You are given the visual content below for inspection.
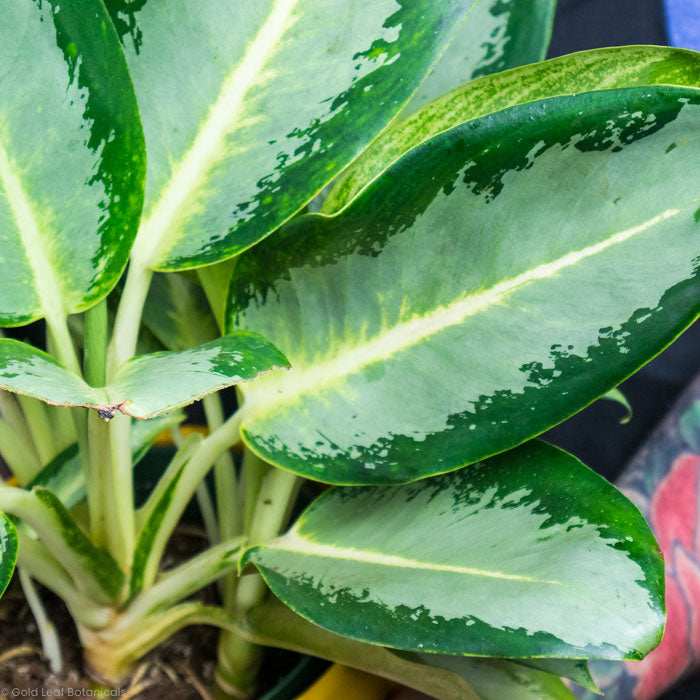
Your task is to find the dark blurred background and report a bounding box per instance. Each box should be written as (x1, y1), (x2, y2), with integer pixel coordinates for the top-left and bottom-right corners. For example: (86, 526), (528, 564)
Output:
(543, 0), (698, 483)
(545, 2), (699, 698)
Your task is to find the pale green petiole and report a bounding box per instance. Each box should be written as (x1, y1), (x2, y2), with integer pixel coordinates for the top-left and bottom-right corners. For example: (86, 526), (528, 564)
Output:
(18, 568), (63, 673)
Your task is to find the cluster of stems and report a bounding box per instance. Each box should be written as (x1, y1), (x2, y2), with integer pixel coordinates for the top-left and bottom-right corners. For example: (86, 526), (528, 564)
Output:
(0, 261), (296, 697)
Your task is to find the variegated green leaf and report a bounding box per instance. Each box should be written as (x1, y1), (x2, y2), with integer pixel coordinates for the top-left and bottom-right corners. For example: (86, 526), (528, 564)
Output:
(27, 412), (185, 511)
(0, 333), (288, 419)
(105, 0), (475, 270)
(228, 85), (700, 484)
(401, 0), (557, 117)
(243, 442), (665, 660)
(0, 512), (17, 599)
(0, 0), (145, 327)
(323, 46), (700, 212)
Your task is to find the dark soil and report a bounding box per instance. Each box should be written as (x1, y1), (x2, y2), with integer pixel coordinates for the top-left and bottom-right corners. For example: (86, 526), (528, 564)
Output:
(0, 527), (220, 699)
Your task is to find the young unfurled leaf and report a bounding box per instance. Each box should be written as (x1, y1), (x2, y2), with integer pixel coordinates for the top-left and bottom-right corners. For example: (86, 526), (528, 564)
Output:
(0, 333), (288, 419)
(105, 0), (476, 270)
(0, 0), (145, 327)
(243, 442), (665, 660)
(602, 387), (634, 424)
(229, 86), (700, 484)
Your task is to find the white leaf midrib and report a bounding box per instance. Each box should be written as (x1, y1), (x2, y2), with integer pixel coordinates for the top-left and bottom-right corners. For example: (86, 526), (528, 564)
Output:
(265, 530), (563, 585)
(244, 208), (679, 415)
(0, 143), (66, 325)
(131, 0), (299, 268)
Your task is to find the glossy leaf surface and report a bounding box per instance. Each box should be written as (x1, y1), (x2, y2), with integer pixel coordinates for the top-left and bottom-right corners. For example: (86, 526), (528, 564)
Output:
(0, 513), (17, 599)
(243, 442), (665, 660)
(229, 86), (700, 484)
(401, 0), (556, 117)
(323, 46), (700, 212)
(0, 334), (288, 419)
(28, 413), (184, 511)
(105, 0), (474, 270)
(0, 0), (145, 326)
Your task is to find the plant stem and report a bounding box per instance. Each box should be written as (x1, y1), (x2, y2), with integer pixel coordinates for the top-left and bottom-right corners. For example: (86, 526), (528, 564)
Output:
(241, 447), (269, 534)
(101, 264), (151, 567)
(216, 466), (299, 698)
(121, 537), (244, 624)
(43, 325), (76, 455)
(47, 405), (76, 454)
(44, 311), (81, 376)
(43, 312), (91, 510)
(82, 602), (236, 686)
(106, 260), (153, 381)
(84, 299), (108, 387)
(0, 417), (41, 484)
(134, 413), (244, 591)
(17, 533), (113, 629)
(133, 435), (203, 592)
(18, 568), (63, 673)
(18, 395), (57, 465)
(107, 414), (135, 569)
(236, 467), (298, 611)
(197, 481), (220, 546)
(0, 391), (39, 463)
(169, 428), (219, 546)
(203, 394), (241, 608)
(87, 410), (109, 547)
(136, 434), (202, 529)
(197, 260), (237, 331)
(83, 300), (111, 546)
(152, 411), (244, 538)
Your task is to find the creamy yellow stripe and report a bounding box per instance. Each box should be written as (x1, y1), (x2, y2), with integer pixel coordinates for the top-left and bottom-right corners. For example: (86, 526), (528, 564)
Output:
(0, 143), (65, 322)
(132, 0), (299, 267)
(244, 209), (679, 414)
(269, 530), (562, 584)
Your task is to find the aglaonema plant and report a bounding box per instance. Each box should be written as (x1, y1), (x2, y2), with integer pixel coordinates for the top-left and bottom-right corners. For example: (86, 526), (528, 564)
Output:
(0, 0), (698, 697)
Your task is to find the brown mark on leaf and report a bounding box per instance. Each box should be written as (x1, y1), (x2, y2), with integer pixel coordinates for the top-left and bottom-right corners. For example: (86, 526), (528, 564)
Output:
(95, 401), (129, 422)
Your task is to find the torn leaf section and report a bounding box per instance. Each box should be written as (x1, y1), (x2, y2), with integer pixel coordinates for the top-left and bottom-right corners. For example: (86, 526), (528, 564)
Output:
(0, 333), (288, 419)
